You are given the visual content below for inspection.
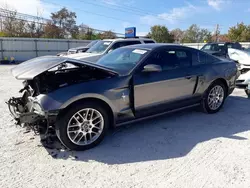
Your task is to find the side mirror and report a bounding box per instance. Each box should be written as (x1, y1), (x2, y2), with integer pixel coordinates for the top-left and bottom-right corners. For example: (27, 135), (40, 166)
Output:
(143, 64), (162, 72)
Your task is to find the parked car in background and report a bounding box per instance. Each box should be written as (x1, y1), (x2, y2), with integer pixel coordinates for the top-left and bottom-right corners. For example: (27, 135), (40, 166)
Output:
(201, 42), (242, 58)
(8, 44), (238, 151)
(57, 40), (100, 56)
(65, 38), (156, 63)
(228, 48), (250, 96)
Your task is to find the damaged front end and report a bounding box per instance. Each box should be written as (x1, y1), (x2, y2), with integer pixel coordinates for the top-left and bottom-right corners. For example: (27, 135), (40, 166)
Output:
(7, 82), (48, 134)
(7, 56), (118, 136)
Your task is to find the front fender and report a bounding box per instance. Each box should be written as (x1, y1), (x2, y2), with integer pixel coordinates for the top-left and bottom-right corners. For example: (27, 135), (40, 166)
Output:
(33, 77), (130, 117)
(35, 93), (117, 113)
(60, 93), (117, 112)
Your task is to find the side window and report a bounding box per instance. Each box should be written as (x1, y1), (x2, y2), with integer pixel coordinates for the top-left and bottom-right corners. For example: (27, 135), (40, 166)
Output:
(111, 42), (125, 50)
(125, 41), (142, 45)
(144, 40), (155, 44)
(175, 50), (192, 67)
(193, 51), (218, 65)
(143, 49), (191, 71)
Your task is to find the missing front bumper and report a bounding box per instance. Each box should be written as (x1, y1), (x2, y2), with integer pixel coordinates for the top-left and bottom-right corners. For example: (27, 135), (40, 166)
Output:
(7, 96), (49, 133)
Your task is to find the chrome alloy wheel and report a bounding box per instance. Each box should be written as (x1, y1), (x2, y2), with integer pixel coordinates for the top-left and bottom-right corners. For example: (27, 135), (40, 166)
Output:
(208, 85), (225, 110)
(67, 108), (104, 146)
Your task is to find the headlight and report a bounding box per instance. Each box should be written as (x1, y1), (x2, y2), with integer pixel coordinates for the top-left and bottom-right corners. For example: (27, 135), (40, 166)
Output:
(32, 102), (45, 116)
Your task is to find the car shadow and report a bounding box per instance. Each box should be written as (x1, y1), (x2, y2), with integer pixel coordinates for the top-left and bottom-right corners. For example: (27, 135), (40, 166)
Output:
(42, 95), (250, 164)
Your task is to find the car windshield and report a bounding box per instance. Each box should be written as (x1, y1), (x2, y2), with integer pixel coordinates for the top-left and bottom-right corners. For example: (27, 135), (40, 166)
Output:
(96, 47), (149, 74)
(201, 44), (226, 52)
(86, 40), (99, 48)
(86, 40), (112, 54)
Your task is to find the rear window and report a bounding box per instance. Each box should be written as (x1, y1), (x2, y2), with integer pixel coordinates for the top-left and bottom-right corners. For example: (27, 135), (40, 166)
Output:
(143, 40), (155, 44)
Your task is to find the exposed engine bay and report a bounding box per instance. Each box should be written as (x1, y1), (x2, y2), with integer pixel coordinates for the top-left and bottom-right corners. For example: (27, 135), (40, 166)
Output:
(28, 63), (114, 96)
(7, 61), (115, 135)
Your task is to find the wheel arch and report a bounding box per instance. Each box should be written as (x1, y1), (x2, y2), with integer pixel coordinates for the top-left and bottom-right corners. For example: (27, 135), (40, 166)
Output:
(58, 94), (116, 128)
(210, 78), (229, 96)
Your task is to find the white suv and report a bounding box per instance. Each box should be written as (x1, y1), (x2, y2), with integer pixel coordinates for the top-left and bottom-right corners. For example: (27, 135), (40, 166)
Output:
(65, 38), (156, 63)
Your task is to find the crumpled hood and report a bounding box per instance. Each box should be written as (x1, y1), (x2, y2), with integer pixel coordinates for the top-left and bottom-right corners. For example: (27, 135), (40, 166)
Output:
(228, 48), (250, 65)
(11, 55), (118, 80)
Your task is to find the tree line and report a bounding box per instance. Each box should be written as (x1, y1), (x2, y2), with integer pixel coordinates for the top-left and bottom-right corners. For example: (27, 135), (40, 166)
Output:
(0, 7), (250, 43)
(0, 8), (117, 40)
(148, 23), (250, 43)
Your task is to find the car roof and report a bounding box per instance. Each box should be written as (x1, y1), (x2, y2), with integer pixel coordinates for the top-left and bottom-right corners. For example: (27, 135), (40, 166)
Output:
(206, 42), (234, 45)
(122, 43), (185, 50)
(102, 38), (155, 42)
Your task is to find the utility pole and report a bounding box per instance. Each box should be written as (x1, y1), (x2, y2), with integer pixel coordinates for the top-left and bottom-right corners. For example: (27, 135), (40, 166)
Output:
(215, 24), (220, 42)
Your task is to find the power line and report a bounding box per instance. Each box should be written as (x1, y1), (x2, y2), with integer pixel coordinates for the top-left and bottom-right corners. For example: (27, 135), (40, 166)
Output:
(0, 8), (50, 22)
(40, 0), (132, 23)
(91, 0), (158, 15)
(0, 15), (47, 25)
(0, 8), (125, 36)
(76, 0), (146, 17)
(46, 0), (222, 27)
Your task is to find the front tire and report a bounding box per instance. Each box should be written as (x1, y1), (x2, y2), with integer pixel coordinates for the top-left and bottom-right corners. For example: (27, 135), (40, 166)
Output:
(201, 81), (226, 114)
(55, 102), (109, 151)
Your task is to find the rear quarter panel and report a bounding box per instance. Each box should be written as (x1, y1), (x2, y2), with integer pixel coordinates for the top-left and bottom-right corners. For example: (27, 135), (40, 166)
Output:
(197, 61), (237, 95)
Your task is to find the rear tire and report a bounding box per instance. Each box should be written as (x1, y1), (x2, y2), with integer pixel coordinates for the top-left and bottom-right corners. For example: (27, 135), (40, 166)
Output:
(201, 81), (226, 114)
(55, 102), (110, 151)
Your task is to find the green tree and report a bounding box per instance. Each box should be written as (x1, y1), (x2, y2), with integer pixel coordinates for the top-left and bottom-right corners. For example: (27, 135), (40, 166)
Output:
(200, 28), (212, 42)
(15, 20), (26, 37)
(51, 7), (78, 38)
(99, 30), (116, 39)
(170, 28), (184, 43)
(182, 24), (212, 43)
(228, 22), (250, 42)
(2, 9), (18, 37)
(2, 10), (28, 37)
(43, 22), (63, 38)
(26, 20), (44, 38)
(147, 25), (174, 43)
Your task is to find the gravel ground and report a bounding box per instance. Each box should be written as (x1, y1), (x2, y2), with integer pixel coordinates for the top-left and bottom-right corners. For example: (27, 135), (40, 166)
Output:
(1, 65), (250, 188)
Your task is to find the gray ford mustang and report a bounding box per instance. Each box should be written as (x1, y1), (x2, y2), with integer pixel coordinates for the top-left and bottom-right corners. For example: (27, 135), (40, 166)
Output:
(7, 44), (239, 150)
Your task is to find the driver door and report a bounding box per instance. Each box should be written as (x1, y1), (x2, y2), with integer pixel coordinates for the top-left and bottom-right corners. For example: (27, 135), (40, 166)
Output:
(133, 47), (197, 117)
